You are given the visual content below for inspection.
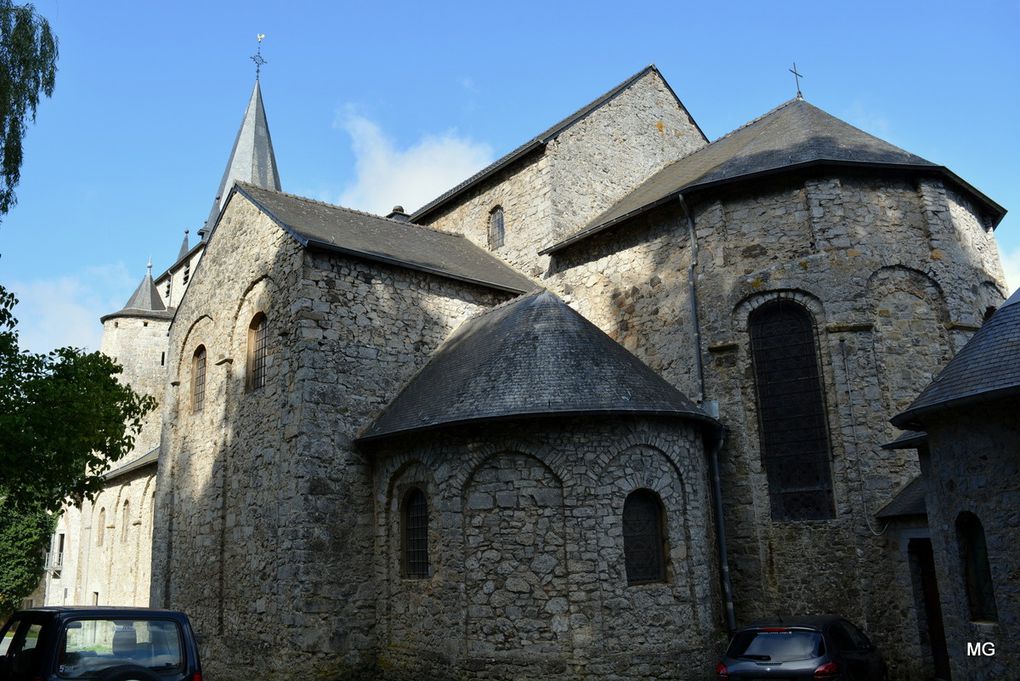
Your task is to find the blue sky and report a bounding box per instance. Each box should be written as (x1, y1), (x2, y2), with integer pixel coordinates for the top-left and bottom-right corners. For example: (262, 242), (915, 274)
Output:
(1, 0), (1017, 353)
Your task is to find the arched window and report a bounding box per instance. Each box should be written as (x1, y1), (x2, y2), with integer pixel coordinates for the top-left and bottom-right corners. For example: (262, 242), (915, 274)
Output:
(401, 488), (429, 578)
(957, 512), (998, 622)
(749, 299), (834, 521)
(623, 489), (667, 585)
(96, 508), (106, 547)
(488, 206), (505, 249)
(121, 500), (130, 543)
(192, 345), (206, 412)
(247, 313), (267, 391)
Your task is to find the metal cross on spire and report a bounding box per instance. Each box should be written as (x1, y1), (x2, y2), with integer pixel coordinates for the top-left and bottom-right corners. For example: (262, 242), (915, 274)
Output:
(251, 34), (267, 80)
(789, 62), (804, 100)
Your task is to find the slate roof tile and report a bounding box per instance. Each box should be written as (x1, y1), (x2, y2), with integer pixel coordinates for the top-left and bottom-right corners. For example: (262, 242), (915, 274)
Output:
(876, 476), (927, 519)
(359, 289), (717, 442)
(235, 183), (537, 294)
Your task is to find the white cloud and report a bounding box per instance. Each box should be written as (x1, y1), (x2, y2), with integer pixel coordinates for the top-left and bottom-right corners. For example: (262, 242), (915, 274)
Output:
(1000, 245), (1020, 294)
(336, 109), (493, 216)
(7, 263), (133, 354)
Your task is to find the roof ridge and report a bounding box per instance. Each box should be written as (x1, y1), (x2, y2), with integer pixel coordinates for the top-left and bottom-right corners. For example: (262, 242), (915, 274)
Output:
(236, 182), (468, 237)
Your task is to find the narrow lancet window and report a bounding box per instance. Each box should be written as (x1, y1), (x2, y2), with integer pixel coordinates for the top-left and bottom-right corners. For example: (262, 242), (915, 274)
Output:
(749, 299), (835, 521)
(488, 206), (505, 249)
(247, 313), (267, 391)
(623, 489), (667, 585)
(192, 345), (206, 412)
(401, 488), (429, 578)
(957, 512), (998, 622)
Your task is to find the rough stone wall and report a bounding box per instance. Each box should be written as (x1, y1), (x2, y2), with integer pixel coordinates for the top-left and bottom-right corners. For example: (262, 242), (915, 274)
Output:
(151, 191), (509, 681)
(100, 315), (171, 459)
(369, 417), (720, 681)
(543, 171), (1005, 679)
(421, 70), (705, 280)
(922, 404), (1019, 680)
(545, 69), (705, 243)
(42, 465), (157, 607)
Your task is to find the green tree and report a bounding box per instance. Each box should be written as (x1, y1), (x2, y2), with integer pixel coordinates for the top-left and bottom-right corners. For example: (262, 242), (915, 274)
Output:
(0, 0), (57, 216)
(0, 501), (54, 614)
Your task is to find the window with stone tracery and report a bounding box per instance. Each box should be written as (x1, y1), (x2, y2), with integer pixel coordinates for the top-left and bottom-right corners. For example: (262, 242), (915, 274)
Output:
(623, 489), (667, 585)
(401, 487), (429, 578)
(749, 299), (834, 521)
(247, 313), (267, 392)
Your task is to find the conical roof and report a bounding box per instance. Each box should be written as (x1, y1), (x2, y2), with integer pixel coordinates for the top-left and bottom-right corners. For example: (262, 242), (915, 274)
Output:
(358, 290), (716, 442)
(200, 80), (281, 238)
(893, 289), (1020, 428)
(100, 264), (171, 322)
(177, 230), (191, 261)
(545, 98), (1004, 254)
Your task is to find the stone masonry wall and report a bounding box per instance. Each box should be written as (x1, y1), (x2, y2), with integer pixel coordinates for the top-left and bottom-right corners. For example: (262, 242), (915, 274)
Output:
(100, 315), (171, 460)
(151, 191), (511, 681)
(422, 69), (705, 280)
(922, 403), (1019, 681)
(545, 69), (706, 244)
(543, 171), (1006, 680)
(44, 464), (157, 607)
(369, 417), (720, 681)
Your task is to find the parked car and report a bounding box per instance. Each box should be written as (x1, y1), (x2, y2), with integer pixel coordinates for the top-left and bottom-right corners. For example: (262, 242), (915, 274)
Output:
(0, 607), (201, 681)
(716, 615), (887, 680)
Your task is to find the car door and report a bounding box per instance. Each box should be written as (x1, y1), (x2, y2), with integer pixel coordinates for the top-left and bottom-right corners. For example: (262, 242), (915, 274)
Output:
(0, 618), (45, 681)
(828, 621), (870, 681)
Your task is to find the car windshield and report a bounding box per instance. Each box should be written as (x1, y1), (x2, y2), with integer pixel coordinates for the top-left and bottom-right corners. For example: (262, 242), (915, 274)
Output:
(57, 618), (183, 679)
(727, 629), (824, 662)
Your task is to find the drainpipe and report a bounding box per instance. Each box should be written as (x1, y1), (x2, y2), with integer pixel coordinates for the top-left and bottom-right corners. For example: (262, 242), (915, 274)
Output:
(678, 193), (737, 633)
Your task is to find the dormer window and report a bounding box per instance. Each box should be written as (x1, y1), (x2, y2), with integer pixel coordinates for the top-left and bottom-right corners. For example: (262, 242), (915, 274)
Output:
(488, 206), (504, 249)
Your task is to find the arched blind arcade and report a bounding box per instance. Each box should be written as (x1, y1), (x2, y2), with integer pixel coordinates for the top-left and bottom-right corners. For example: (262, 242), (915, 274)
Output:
(749, 300), (834, 521)
(957, 512), (998, 622)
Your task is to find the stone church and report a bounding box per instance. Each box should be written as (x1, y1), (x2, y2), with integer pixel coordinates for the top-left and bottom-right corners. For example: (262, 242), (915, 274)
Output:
(34, 65), (1010, 680)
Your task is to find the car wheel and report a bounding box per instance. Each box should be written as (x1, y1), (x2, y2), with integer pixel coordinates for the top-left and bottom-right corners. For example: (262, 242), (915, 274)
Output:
(95, 665), (162, 681)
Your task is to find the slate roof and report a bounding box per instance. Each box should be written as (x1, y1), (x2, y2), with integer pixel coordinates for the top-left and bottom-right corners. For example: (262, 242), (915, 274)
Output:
(893, 288), (1020, 428)
(104, 448), (158, 481)
(410, 65), (706, 223)
(876, 476), (927, 520)
(542, 98), (1005, 254)
(358, 290), (717, 442)
(234, 183), (536, 294)
(201, 80), (282, 238)
(880, 430), (928, 450)
(100, 266), (172, 322)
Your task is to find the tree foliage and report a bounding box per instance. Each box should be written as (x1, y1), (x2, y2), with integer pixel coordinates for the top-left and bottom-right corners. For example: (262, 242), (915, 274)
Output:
(0, 0), (57, 216)
(0, 287), (157, 514)
(0, 500), (54, 613)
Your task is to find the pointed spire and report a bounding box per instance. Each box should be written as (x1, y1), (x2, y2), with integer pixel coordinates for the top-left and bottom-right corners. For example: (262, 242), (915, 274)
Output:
(121, 261), (166, 313)
(178, 230), (190, 261)
(199, 79), (282, 240)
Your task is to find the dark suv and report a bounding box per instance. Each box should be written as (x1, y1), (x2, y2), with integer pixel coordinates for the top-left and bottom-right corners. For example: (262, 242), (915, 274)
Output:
(716, 616), (887, 680)
(0, 607), (201, 681)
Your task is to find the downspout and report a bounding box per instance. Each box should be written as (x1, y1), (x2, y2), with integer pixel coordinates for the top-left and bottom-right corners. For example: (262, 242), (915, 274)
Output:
(679, 193), (737, 633)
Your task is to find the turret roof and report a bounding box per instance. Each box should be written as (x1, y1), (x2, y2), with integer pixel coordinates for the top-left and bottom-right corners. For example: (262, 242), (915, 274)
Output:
(358, 290), (717, 442)
(100, 264), (172, 322)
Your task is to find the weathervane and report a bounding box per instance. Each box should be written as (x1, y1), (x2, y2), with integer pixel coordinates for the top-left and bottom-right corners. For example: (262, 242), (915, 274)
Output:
(789, 62), (804, 100)
(251, 34), (267, 80)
